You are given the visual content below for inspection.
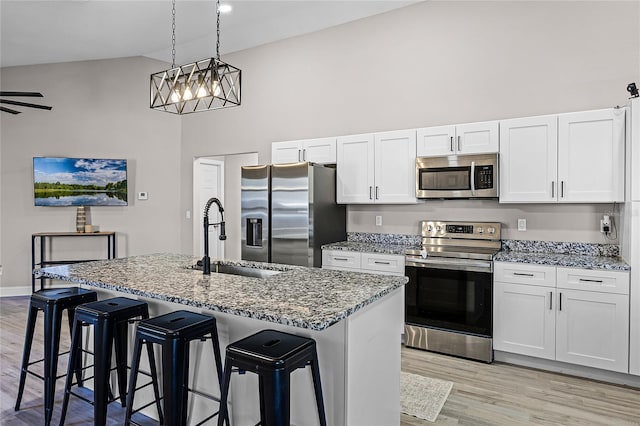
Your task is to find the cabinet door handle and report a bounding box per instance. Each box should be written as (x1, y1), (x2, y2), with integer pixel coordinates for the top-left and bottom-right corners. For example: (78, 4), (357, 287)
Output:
(450, 136), (454, 152)
(374, 261), (391, 265)
(334, 257), (349, 261)
(375, 186), (379, 199)
(561, 181), (564, 198)
(579, 278), (604, 283)
(298, 149), (302, 162)
(549, 292), (553, 310)
(303, 148), (306, 161)
(551, 181), (555, 198)
(369, 186), (373, 200)
(457, 135), (461, 151)
(513, 272), (534, 277)
(558, 292), (562, 311)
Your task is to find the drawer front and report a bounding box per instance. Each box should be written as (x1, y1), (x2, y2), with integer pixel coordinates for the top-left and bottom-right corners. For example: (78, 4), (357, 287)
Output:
(322, 250), (361, 269)
(360, 253), (405, 276)
(557, 267), (630, 295)
(494, 262), (556, 287)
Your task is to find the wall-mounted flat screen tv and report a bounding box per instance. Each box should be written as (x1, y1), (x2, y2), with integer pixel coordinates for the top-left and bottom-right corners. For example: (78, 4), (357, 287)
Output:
(33, 157), (128, 206)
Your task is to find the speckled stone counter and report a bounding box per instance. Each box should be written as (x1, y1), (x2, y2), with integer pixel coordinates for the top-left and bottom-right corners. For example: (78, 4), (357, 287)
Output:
(35, 253), (407, 331)
(322, 241), (413, 255)
(494, 251), (630, 271)
(495, 240), (629, 271)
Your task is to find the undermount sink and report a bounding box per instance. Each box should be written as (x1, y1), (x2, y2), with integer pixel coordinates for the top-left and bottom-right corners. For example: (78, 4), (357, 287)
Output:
(193, 260), (281, 278)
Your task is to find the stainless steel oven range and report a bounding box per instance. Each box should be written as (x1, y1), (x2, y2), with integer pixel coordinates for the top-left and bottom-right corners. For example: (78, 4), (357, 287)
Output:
(404, 220), (501, 363)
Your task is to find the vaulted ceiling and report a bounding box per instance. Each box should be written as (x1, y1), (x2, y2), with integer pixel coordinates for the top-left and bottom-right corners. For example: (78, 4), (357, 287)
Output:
(1, 1), (417, 68)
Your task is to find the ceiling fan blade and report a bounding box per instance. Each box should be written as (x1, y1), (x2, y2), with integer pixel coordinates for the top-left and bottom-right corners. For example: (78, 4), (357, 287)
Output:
(0, 99), (52, 110)
(0, 106), (21, 114)
(0, 91), (43, 98)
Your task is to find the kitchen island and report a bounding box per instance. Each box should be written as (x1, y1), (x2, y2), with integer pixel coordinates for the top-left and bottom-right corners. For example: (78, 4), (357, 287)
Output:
(36, 253), (407, 426)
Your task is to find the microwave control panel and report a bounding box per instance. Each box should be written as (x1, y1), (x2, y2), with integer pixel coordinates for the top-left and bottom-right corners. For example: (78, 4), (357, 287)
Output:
(474, 165), (494, 189)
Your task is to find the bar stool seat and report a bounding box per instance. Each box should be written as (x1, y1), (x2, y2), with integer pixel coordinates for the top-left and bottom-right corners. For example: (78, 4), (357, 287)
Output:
(217, 329), (327, 426)
(59, 297), (163, 426)
(15, 287), (98, 426)
(124, 310), (228, 426)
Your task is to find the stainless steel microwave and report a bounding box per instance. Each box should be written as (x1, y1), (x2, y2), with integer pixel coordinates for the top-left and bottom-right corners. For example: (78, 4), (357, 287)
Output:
(416, 153), (499, 199)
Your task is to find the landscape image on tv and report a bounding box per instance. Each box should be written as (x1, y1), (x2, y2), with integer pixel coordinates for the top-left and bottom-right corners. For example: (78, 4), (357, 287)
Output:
(34, 157), (128, 206)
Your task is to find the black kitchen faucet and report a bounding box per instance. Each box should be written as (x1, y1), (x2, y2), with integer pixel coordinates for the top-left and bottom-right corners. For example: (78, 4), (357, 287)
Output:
(202, 197), (226, 275)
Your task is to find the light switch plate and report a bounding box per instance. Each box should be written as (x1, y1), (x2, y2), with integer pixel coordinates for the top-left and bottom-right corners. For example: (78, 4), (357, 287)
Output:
(138, 191), (148, 200)
(375, 215), (382, 226)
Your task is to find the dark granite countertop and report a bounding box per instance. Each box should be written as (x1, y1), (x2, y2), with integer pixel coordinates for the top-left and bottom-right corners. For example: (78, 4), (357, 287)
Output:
(35, 253), (408, 331)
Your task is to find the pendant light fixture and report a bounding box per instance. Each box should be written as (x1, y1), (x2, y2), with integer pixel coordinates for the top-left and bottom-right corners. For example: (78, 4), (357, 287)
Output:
(150, 0), (241, 114)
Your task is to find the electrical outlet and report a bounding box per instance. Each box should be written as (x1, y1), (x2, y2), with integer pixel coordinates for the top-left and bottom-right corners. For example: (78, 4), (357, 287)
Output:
(517, 218), (527, 231)
(137, 191), (148, 200)
(600, 215), (611, 234)
(375, 215), (382, 226)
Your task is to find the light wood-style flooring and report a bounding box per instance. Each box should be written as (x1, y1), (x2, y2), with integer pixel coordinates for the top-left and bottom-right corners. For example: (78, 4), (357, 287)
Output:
(1, 296), (639, 425)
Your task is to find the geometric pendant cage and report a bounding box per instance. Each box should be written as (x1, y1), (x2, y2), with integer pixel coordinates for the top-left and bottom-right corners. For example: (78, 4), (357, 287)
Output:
(150, 0), (241, 115)
(150, 57), (241, 114)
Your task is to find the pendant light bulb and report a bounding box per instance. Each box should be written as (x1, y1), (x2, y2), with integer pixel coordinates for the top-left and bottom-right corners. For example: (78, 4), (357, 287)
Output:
(196, 74), (209, 98)
(182, 83), (194, 101)
(170, 82), (182, 103)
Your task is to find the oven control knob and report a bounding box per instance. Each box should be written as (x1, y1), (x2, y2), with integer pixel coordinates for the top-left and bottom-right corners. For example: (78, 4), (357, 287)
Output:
(427, 225), (433, 232)
(477, 227), (484, 234)
(488, 227), (495, 234)
(436, 225), (442, 231)
(420, 250), (428, 259)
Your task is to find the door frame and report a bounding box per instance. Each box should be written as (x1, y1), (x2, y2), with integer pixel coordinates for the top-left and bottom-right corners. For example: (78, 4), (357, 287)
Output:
(193, 157), (225, 258)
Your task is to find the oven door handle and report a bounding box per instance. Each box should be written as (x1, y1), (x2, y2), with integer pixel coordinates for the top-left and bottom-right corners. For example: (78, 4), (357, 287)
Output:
(405, 257), (493, 273)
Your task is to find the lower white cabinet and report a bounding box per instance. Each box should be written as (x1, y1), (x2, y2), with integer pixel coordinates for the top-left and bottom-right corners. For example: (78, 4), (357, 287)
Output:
(322, 249), (405, 276)
(494, 262), (630, 373)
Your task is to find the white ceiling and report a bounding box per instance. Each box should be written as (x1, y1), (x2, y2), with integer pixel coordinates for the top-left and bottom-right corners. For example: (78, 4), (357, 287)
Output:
(0, 0), (418, 68)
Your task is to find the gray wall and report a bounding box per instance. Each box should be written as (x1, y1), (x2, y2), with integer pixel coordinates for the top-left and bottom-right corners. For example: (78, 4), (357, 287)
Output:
(1, 1), (639, 291)
(0, 57), (182, 292)
(179, 0), (639, 252)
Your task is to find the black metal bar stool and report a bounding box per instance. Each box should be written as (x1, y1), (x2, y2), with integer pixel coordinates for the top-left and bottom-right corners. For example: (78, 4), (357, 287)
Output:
(217, 329), (327, 426)
(124, 310), (229, 426)
(58, 296), (164, 426)
(15, 287), (98, 426)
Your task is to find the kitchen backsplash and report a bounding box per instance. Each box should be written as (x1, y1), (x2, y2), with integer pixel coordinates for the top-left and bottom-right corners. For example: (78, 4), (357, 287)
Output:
(346, 232), (620, 257)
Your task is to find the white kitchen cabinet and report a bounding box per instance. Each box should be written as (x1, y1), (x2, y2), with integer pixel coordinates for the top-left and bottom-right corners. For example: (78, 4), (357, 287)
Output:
(336, 130), (416, 204)
(499, 108), (625, 203)
(493, 281), (556, 360)
(322, 249), (405, 276)
(493, 263), (557, 359)
(416, 120), (499, 157)
(271, 137), (336, 164)
(493, 262), (630, 373)
(499, 115), (558, 202)
(557, 109), (625, 202)
(555, 267), (630, 373)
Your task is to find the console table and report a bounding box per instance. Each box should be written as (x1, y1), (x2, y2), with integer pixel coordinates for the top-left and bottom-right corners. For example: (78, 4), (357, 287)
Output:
(31, 232), (116, 292)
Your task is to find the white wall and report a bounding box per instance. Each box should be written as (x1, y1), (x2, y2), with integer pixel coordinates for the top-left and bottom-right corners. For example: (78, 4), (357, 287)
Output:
(0, 57), (182, 292)
(179, 0), (639, 251)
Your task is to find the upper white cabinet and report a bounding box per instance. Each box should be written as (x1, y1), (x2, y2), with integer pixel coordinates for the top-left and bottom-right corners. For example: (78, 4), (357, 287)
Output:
(336, 129), (416, 204)
(271, 137), (336, 164)
(557, 109), (625, 202)
(416, 121), (499, 157)
(500, 108), (625, 203)
(499, 115), (558, 202)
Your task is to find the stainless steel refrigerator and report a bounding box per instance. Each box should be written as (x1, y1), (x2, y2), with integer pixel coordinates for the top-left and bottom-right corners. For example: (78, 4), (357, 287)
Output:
(241, 162), (346, 267)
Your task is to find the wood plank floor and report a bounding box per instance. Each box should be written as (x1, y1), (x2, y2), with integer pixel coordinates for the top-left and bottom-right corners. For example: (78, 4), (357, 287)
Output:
(2, 296), (639, 425)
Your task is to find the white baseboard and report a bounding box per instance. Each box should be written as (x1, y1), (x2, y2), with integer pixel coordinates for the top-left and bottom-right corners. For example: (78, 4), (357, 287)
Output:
(0, 286), (32, 297)
(494, 350), (640, 387)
